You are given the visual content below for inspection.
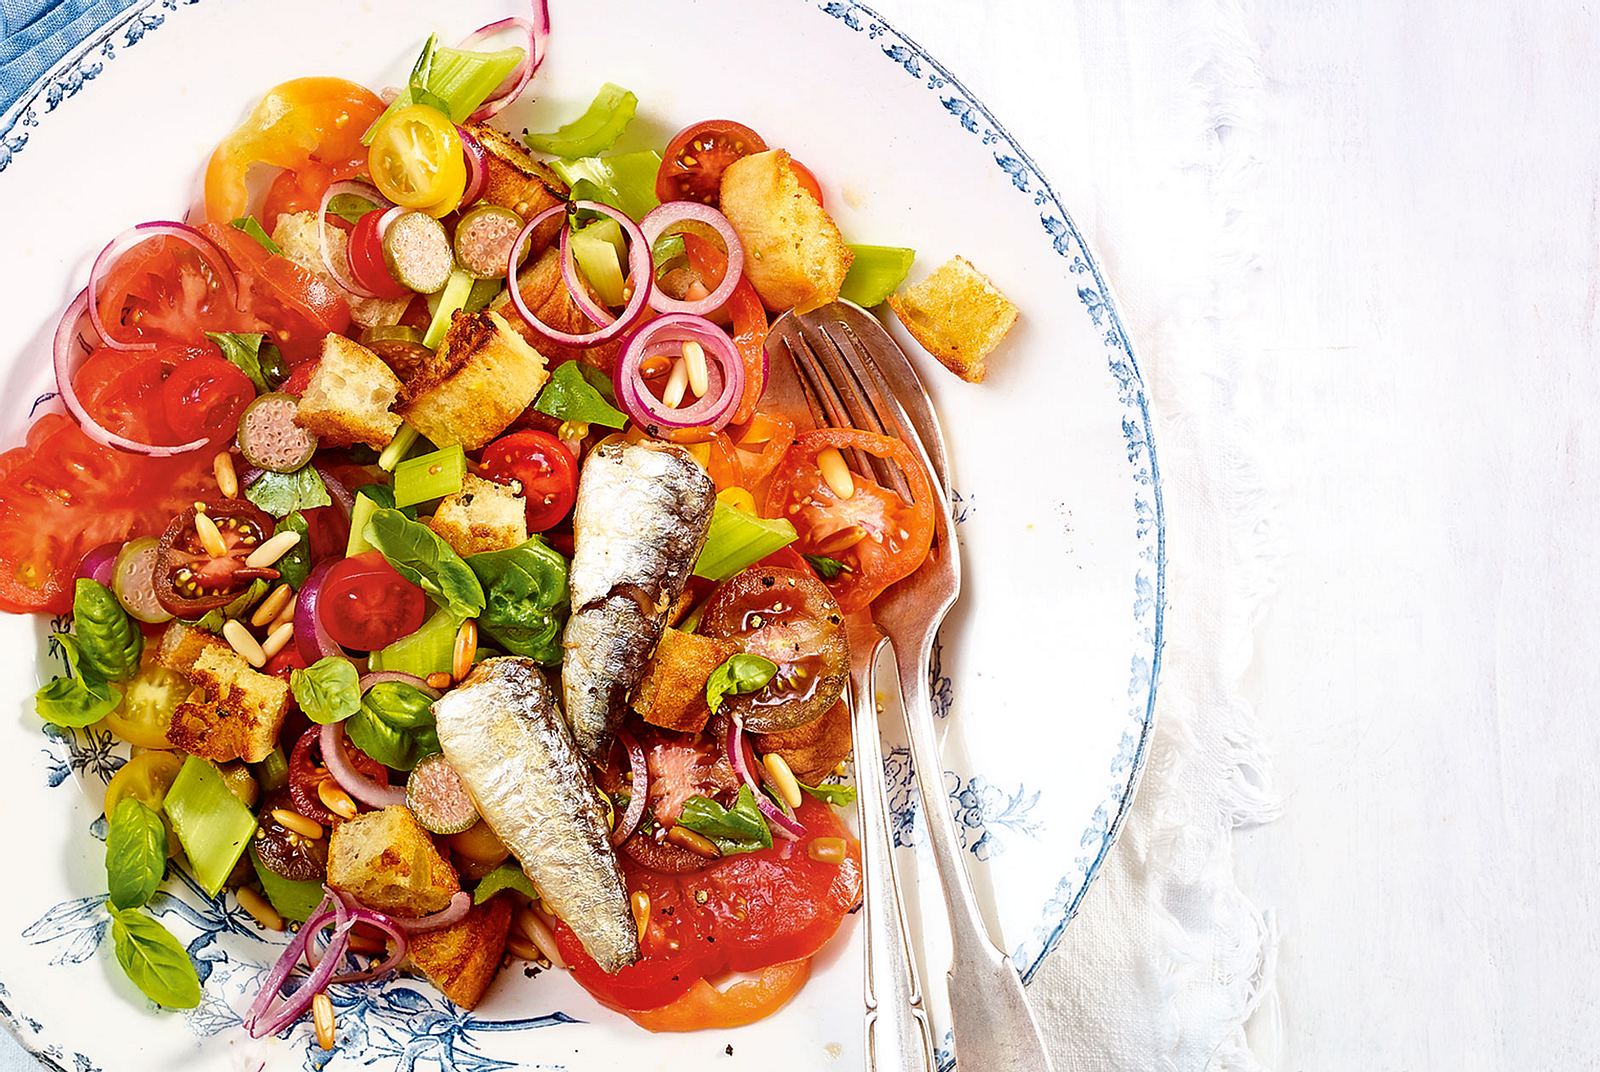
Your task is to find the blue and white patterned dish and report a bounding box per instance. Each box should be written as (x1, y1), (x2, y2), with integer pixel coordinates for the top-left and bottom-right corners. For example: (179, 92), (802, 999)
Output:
(0, 1), (1162, 1068)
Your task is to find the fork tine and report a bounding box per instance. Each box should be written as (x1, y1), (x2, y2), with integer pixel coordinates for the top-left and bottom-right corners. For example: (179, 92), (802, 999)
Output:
(773, 323), (881, 479)
(773, 330), (835, 432)
(795, 319), (913, 499)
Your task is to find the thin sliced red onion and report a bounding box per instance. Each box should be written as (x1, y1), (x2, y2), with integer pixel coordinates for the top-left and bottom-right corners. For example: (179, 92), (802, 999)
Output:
(321, 721), (408, 809)
(244, 889), (353, 1039)
(75, 542), (122, 587)
(53, 289), (209, 457)
(458, 0), (550, 121)
(319, 181), (393, 300)
(507, 202), (652, 348)
(615, 314), (745, 433)
(727, 717), (804, 841)
(304, 898), (409, 983)
(638, 203), (745, 316)
(357, 671), (442, 698)
(86, 222), (239, 351)
(294, 560), (344, 664)
(392, 891), (472, 934)
(611, 729), (649, 846)
(377, 205), (406, 238)
(313, 464), (355, 519)
(458, 126), (489, 206)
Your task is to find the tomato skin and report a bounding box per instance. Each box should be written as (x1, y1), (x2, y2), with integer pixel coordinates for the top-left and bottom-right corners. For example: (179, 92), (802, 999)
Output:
(259, 156), (367, 233)
(74, 345), (210, 448)
(788, 159), (824, 206)
(317, 551), (427, 651)
(203, 224), (351, 363)
(347, 210), (410, 298)
(96, 235), (252, 348)
(618, 959), (812, 1031)
(682, 234), (768, 425)
(160, 355), (255, 446)
(153, 500), (280, 617)
(656, 120), (769, 205)
(480, 430), (578, 532)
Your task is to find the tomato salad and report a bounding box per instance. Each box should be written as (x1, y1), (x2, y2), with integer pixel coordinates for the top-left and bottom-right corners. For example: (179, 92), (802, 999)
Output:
(15, 3), (942, 1045)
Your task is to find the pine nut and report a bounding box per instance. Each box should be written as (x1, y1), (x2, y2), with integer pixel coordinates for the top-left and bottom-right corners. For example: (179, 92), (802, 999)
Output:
(193, 509), (229, 557)
(808, 836), (847, 864)
(813, 524), (868, 555)
(661, 357), (689, 408)
(557, 419), (590, 442)
(244, 530), (301, 569)
(260, 621), (294, 660)
(222, 620), (267, 668)
(426, 671), (454, 690)
(763, 753), (804, 809)
(313, 992), (336, 1051)
(235, 887), (284, 931)
(665, 825), (721, 859)
(720, 487), (757, 514)
(817, 448), (855, 500)
(682, 340), (709, 397)
(213, 452), (239, 499)
(250, 583), (293, 627)
(640, 354), (672, 380)
(453, 619), (478, 681)
(270, 808), (324, 840)
(317, 779), (358, 820)
(515, 906), (566, 969)
(630, 890), (651, 943)
(346, 927), (387, 956)
(272, 596), (297, 628)
(506, 936), (544, 963)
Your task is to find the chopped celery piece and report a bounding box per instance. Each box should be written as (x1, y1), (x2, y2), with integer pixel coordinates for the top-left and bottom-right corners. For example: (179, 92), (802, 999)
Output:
(527, 83), (638, 158)
(162, 756), (257, 898)
(465, 276), (503, 313)
(254, 746), (288, 793)
(363, 36), (526, 144)
(693, 493), (799, 581)
(346, 491), (384, 557)
(250, 846), (324, 923)
(570, 224), (627, 307)
(369, 609), (462, 677)
(379, 424), (421, 472)
(394, 444), (467, 508)
(423, 268), (475, 350)
(840, 245), (916, 308)
(550, 151), (662, 223)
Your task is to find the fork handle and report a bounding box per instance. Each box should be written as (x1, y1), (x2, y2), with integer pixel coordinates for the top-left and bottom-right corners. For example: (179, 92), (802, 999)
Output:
(893, 631), (1058, 1072)
(852, 641), (936, 1071)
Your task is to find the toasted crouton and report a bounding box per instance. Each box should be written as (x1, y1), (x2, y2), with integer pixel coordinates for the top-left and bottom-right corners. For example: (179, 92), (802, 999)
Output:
(165, 645), (291, 763)
(490, 246), (624, 371)
(886, 256), (1019, 383)
(719, 149), (853, 312)
(427, 474), (529, 557)
(271, 212), (410, 329)
(156, 621), (230, 676)
(407, 897), (512, 1009)
(295, 335), (405, 450)
(398, 310), (548, 450)
(630, 629), (739, 734)
(756, 698), (852, 785)
(327, 806), (461, 918)
(463, 122), (567, 246)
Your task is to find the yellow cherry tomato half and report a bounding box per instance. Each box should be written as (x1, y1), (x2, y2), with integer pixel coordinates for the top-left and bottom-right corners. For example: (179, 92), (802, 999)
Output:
(104, 751), (185, 857)
(99, 664), (188, 750)
(367, 105), (467, 215)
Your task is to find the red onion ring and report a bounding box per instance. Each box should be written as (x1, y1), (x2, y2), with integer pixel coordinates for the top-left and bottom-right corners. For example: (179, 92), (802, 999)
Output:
(294, 560), (345, 665)
(75, 542), (122, 587)
(86, 222), (239, 351)
(726, 717), (804, 841)
(507, 201), (653, 348)
(53, 289), (210, 457)
(313, 464), (355, 519)
(458, 126), (489, 207)
(610, 729), (649, 846)
(321, 721), (408, 809)
(638, 203), (745, 317)
(392, 890), (472, 934)
(318, 180), (393, 300)
(357, 671), (441, 697)
(615, 313), (745, 433)
(457, 0), (550, 121)
(377, 205), (406, 238)
(244, 888), (354, 1039)
(559, 220), (619, 330)
(303, 899), (410, 983)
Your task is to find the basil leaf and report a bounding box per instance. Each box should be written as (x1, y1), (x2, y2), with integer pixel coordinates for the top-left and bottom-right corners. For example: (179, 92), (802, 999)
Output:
(245, 465), (331, 518)
(467, 538), (569, 665)
(364, 508), (485, 619)
(274, 512), (311, 589)
(676, 786), (773, 855)
(354, 483), (419, 521)
(800, 780), (858, 807)
(705, 653), (779, 715)
(802, 554), (853, 581)
(578, 363), (619, 405)
(347, 681), (441, 771)
(473, 861), (537, 904)
(73, 578), (141, 681)
(205, 331), (269, 393)
(35, 635), (121, 728)
(106, 798), (167, 910)
(532, 361), (628, 430)
(228, 215), (282, 255)
(327, 193), (377, 226)
(109, 907), (201, 1009)
(189, 579), (268, 635)
(290, 657), (361, 725)
(651, 232), (686, 281)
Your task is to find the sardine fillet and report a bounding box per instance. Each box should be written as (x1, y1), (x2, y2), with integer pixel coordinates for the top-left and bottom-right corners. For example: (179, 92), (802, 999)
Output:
(433, 656), (638, 973)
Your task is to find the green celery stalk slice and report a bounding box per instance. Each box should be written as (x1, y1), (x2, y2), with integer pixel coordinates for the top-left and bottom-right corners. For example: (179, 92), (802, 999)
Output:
(163, 757), (258, 898)
(549, 151), (662, 224)
(369, 609), (463, 676)
(393, 444), (467, 508)
(346, 492), (383, 557)
(840, 245), (916, 308)
(526, 83), (638, 159)
(363, 39), (526, 144)
(570, 224), (627, 307)
(693, 498), (799, 581)
(423, 269), (475, 350)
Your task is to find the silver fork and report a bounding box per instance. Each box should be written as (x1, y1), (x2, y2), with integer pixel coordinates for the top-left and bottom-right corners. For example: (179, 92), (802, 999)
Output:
(771, 302), (1058, 1072)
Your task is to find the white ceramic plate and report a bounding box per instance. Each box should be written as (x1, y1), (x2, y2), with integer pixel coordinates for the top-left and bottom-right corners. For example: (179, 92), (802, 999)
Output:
(0, 2), (1163, 1069)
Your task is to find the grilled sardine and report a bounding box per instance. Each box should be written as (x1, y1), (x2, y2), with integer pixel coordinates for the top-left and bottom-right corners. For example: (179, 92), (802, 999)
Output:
(562, 440), (715, 760)
(432, 656), (638, 973)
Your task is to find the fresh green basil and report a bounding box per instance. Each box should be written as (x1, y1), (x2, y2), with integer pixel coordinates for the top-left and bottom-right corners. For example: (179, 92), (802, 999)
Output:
(290, 657), (361, 725)
(800, 780), (858, 807)
(73, 578), (141, 681)
(364, 508), (485, 619)
(109, 906), (201, 1009)
(532, 361), (628, 430)
(245, 464), (331, 517)
(651, 231), (687, 281)
(473, 861), (537, 904)
(347, 681), (441, 771)
(35, 634), (121, 728)
(676, 786), (772, 856)
(327, 192), (378, 226)
(190, 578), (268, 635)
(106, 798), (167, 910)
(467, 538), (569, 665)
(525, 82), (638, 159)
(802, 554), (854, 581)
(228, 215), (282, 255)
(205, 331), (270, 393)
(274, 512), (312, 590)
(705, 653), (779, 715)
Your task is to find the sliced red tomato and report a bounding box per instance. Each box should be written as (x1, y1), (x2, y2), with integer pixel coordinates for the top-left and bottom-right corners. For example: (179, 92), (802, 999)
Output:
(160, 355), (255, 447)
(656, 120), (769, 205)
(95, 235), (252, 348)
(729, 411), (798, 492)
(259, 156), (367, 233)
(202, 223), (351, 364)
(682, 233), (768, 424)
(264, 644), (308, 680)
(618, 959), (812, 1032)
(153, 500), (280, 617)
(556, 795), (861, 1013)
(288, 723), (387, 824)
(765, 429), (935, 612)
(347, 209), (410, 299)
(73, 345), (210, 447)
(318, 551), (427, 651)
(480, 430), (578, 532)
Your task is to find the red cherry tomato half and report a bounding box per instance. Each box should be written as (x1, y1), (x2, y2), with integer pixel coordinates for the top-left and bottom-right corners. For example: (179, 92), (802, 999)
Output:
(480, 430), (578, 532)
(160, 355), (255, 446)
(787, 159), (824, 207)
(347, 210), (410, 299)
(656, 119), (769, 205)
(317, 550), (427, 651)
